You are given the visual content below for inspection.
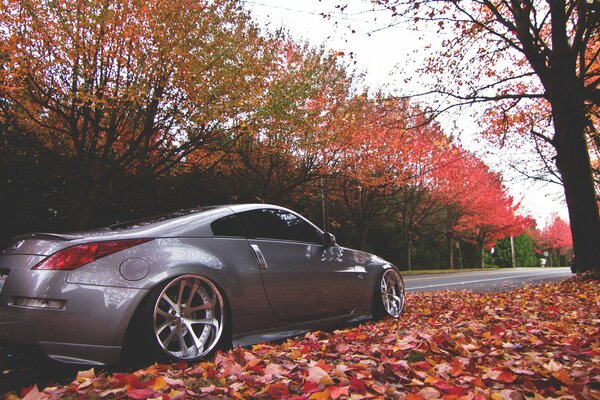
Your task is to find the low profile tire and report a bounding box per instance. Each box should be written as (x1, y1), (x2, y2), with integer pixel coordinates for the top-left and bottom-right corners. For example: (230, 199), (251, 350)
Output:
(149, 274), (225, 362)
(373, 268), (405, 319)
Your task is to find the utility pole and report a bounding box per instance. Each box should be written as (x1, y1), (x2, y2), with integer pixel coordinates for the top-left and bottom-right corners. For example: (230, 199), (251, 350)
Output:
(510, 236), (517, 268)
(321, 176), (328, 232)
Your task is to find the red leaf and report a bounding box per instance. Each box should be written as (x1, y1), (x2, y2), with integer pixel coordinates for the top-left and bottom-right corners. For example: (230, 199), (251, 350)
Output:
(303, 381), (322, 394)
(315, 360), (332, 372)
(267, 383), (289, 398)
(434, 380), (468, 396)
(349, 377), (367, 395)
(20, 385), (36, 398)
(497, 371), (518, 383)
(413, 361), (430, 370)
(114, 373), (146, 389)
(127, 388), (159, 399)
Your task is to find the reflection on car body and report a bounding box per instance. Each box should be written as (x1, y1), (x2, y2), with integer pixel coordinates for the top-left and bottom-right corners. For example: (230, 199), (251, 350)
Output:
(0, 204), (405, 365)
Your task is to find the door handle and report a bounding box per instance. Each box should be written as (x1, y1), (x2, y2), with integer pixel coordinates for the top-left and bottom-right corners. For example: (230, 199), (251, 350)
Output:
(250, 244), (269, 269)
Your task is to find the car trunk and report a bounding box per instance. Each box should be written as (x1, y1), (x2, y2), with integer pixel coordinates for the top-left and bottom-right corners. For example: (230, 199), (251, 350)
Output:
(2, 233), (82, 257)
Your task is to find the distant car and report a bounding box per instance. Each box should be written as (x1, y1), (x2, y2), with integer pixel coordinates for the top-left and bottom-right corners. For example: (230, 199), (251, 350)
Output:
(0, 204), (405, 365)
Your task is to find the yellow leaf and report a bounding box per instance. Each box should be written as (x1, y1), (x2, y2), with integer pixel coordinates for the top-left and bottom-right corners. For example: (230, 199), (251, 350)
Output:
(76, 368), (95, 382)
(320, 376), (335, 386)
(290, 350), (302, 359)
(309, 391), (330, 400)
(150, 376), (167, 390)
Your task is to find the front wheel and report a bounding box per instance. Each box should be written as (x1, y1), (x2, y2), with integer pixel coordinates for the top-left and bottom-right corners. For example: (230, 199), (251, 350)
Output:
(374, 268), (405, 319)
(150, 274), (225, 361)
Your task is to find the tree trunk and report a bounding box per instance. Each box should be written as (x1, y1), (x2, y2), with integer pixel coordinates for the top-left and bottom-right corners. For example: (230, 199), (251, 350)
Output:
(358, 220), (369, 251)
(448, 233), (455, 269)
(480, 246), (485, 269)
(405, 230), (412, 271)
(71, 178), (100, 230)
(477, 229), (486, 269)
(552, 86), (600, 273)
(546, 2), (600, 273)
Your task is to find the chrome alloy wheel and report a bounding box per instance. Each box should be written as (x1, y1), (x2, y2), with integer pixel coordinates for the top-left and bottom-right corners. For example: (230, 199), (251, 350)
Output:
(380, 269), (405, 317)
(153, 275), (224, 360)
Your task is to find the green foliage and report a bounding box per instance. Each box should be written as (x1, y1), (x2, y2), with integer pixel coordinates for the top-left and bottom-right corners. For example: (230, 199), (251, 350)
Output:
(493, 234), (539, 268)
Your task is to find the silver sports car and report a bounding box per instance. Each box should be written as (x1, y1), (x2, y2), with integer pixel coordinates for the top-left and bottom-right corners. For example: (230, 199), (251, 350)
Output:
(0, 204), (405, 365)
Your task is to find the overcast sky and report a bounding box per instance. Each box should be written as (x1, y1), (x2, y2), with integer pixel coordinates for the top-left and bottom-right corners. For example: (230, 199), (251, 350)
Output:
(243, 0), (569, 227)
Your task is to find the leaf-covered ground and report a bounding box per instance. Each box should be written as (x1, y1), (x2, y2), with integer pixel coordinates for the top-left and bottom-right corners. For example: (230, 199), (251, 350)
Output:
(9, 279), (600, 400)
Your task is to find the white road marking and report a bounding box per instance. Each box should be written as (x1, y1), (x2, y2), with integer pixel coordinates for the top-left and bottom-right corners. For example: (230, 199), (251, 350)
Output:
(404, 268), (568, 282)
(405, 270), (571, 291)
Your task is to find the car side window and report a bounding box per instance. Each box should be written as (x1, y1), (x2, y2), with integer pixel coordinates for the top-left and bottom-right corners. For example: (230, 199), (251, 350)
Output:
(211, 214), (245, 237)
(242, 209), (322, 243)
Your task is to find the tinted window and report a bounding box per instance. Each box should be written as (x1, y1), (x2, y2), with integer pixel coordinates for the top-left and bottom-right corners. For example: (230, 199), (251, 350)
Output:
(242, 209), (321, 243)
(211, 215), (245, 237)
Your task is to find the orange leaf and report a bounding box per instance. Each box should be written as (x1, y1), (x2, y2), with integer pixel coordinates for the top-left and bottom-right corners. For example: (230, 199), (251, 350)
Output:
(326, 386), (349, 399)
(309, 391), (330, 400)
(149, 376), (167, 390)
(553, 369), (574, 385)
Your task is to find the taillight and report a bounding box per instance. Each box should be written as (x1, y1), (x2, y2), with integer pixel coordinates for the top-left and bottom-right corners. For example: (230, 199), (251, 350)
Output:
(32, 239), (151, 270)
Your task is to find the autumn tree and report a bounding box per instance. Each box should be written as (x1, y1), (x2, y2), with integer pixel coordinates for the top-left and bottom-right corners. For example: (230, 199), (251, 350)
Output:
(222, 39), (354, 203)
(369, 0), (600, 271)
(443, 157), (532, 268)
(330, 96), (445, 252)
(531, 213), (573, 266)
(0, 0), (269, 229)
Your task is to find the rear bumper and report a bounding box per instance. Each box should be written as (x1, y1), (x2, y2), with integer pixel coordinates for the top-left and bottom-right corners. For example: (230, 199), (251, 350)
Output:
(0, 339), (121, 365)
(0, 263), (148, 365)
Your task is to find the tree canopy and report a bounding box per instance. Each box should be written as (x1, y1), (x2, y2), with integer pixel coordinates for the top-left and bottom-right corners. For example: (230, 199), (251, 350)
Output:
(0, 0), (543, 270)
(369, 0), (599, 271)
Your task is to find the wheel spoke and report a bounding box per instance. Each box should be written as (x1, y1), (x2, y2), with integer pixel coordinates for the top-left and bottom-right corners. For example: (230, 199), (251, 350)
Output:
(381, 278), (388, 292)
(160, 293), (178, 313)
(390, 293), (403, 305)
(186, 281), (200, 309)
(156, 320), (173, 335)
(187, 317), (219, 330)
(177, 327), (189, 357)
(162, 325), (177, 347)
(156, 308), (174, 320)
(177, 280), (186, 307)
(187, 296), (215, 313)
(184, 321), (205, 355)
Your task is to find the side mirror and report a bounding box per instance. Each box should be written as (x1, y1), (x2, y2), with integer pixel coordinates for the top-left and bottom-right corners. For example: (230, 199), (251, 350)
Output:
(323, 232), (336, 247)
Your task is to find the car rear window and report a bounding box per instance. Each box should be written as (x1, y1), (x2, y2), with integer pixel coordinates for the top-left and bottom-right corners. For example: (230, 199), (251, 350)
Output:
(211, 214), (245, 237)
(110, 206), (218, 230)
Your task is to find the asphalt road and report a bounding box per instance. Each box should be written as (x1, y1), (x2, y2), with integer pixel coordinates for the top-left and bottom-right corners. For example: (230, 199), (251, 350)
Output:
(1, 267), (573, 396)
(404, 267), (573, 292)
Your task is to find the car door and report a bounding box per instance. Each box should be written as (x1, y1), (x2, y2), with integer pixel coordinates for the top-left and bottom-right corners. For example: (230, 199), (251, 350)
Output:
(239, 208), (363, 322)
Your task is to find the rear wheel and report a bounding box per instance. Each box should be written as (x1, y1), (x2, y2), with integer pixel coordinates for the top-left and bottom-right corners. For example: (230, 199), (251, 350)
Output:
(374, 268), (405, 319)
(150, 274), (225, 361)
